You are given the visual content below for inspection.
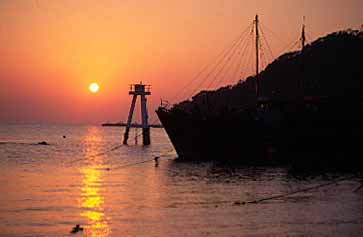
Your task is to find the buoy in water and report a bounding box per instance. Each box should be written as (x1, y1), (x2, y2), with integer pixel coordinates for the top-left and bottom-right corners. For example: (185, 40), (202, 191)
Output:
(70, 224), (83, 234)
(154, 156), (159, 167)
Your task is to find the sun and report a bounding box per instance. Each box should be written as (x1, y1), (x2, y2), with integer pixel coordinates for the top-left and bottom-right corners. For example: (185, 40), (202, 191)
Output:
(88, 82), (100, 93)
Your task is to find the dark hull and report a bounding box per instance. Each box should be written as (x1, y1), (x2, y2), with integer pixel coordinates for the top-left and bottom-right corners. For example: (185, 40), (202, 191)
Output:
(157, 108), (266, 163)
(156, 96), (363, 167)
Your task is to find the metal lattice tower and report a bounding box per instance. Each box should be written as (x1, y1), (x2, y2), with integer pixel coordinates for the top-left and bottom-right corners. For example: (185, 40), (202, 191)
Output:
(123, 83), (151, 145)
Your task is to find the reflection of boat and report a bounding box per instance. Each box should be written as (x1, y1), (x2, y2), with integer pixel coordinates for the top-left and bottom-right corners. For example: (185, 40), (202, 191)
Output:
(101, 122), (163, 128)
(156, 16), (363, 167)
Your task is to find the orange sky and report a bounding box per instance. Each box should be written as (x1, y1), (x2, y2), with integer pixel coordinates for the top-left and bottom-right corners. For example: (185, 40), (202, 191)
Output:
(0, 0), (362, 124)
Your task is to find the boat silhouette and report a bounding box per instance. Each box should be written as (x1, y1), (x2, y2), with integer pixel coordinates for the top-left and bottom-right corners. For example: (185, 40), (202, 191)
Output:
(156, 15), (363, 168)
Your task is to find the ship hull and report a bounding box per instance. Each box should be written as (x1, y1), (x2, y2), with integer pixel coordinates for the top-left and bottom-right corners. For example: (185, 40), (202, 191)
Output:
(156, 96), (363, 167)
(156, 107), (272, 164)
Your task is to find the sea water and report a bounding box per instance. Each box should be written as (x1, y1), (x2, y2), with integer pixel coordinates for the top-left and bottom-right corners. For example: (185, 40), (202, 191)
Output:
(0, 125), (362, 237)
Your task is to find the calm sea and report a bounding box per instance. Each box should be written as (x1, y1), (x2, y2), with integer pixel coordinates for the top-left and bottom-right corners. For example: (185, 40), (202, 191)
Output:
(0, 125), (362, 237)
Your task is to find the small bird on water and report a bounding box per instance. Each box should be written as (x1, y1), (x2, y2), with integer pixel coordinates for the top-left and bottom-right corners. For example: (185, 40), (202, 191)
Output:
(154, 156), (159, 167)
(70, 224), (83, 234)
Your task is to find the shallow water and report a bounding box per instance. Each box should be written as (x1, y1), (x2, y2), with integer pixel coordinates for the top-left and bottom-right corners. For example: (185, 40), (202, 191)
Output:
(0, 125), (362, 236)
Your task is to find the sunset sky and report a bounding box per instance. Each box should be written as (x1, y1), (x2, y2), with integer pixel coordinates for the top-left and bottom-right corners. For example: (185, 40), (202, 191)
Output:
(0, 0), (362, 124)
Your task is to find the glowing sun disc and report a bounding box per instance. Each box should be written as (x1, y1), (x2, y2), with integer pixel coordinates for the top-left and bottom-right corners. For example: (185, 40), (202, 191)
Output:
(89, 83), (100, 93)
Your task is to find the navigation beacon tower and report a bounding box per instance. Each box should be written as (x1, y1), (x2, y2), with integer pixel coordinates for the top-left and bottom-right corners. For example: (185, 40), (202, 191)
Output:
(123, 83), (151, 145)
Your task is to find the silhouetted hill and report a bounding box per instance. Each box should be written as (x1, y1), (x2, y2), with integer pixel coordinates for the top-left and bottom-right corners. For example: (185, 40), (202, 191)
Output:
(172, 29), (363, 115)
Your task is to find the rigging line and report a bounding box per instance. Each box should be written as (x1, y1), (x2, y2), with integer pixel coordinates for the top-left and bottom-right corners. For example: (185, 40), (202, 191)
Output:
(227, 28), (255, 85)
(277, 35), (301, 56)
(258, 42), (266, 71)
(259, 45), (265, 71)
(235, 176), (355, 205)
(66, 136), (174, 167)
(187, 26), (252, 98)
(215, 36), (250, 87)
(229, 36), (253, 85)
(110, 148), (175, 171)
(260, 27), (275, 62)
(247, 53), (255, 77)
(169, 55), (228, 105)
(238, 43), (252, 82)
(305, 32), (313, 43)
(278, 40), (298, 57)
(212, 29), (253, 89)
(304, 24), (317, 41)
(186, 22), (254, 100)
(237, 36), (254, 82)
(260, 46), (267, 71)
(66, 144), (124, 165)
(207, 32), (248, 90)
(260, 40), (273, 70)
(244, 55), (253, 80)
(260, 22), (289, 46)
(187, 36), (242, 97)
(261, 22), (308, 55)
(260, 45), (268, 70)
(224, 26), (255, 86)
(206, 22), (256, 90)
(171, 22), (254, 104)
(184, 22), (254, 99)
(260, 47), (268, 72)
(288, 39), (302, 53)
(178, 45), (237, 102)
(170, 62), (213, 104)
(111, 157), (158, 170)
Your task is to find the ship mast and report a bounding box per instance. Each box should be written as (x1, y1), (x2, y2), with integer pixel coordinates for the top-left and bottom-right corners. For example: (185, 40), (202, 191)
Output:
(301, 16), (306, 51)
(299, 17), (306, 96)
(255, 14), (260, 98)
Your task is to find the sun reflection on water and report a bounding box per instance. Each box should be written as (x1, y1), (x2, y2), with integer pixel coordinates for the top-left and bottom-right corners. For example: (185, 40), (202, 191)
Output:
(79, 127), (111, 237)
(80, 166), (111, 237)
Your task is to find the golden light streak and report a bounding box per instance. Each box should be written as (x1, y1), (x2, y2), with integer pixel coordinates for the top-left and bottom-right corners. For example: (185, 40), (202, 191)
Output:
(78, 127), (111, 237)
